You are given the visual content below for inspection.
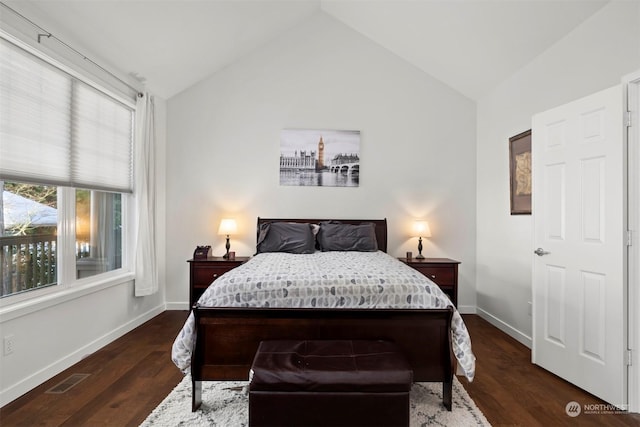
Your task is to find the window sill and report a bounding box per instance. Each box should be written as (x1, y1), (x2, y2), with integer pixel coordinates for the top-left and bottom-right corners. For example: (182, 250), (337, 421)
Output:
(0, 271), (136, 322)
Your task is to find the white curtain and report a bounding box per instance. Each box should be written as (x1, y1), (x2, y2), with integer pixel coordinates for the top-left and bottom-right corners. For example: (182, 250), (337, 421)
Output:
(134, 93), (158, 296)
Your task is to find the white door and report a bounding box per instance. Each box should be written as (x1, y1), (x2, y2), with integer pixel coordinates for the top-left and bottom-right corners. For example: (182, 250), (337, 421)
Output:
(532, 85), (627, 407)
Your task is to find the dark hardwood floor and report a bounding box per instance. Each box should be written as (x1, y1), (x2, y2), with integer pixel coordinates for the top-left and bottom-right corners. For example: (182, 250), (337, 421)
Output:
(0, 310), (187, 427)
(1, 312), (639, 426)
(461, 315), (640, 427)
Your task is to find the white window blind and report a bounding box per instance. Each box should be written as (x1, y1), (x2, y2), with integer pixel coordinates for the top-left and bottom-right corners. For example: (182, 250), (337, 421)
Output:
(0, 36), (134, 193)
(73, 84), (133, 191)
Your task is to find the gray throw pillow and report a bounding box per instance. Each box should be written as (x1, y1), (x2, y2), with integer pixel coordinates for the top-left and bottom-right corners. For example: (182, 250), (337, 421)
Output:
(256, 222), (316, 254)
(317, 221), (378, 252)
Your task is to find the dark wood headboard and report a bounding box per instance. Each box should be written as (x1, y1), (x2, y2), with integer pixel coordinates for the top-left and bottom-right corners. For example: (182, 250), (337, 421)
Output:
(256, 218), (388, 253)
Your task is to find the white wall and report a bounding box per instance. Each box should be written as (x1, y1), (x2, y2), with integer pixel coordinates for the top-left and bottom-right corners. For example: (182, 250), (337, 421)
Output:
(476, 1), (640, 345)
(166, 12), (477, 311)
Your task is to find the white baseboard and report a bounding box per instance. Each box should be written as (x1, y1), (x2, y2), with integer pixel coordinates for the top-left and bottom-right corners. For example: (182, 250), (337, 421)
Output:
(166, 301), (190, 311)
(457, 304), (476, 315)
(476, 307), (532, 348)
(0, 304), (165, 408)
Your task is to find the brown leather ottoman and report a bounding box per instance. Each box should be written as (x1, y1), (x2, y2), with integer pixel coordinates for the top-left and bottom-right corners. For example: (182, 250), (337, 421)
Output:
(249, 340), (413, 427)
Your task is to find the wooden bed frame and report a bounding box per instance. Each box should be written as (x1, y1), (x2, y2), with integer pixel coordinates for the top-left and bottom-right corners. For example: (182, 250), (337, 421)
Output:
(190, 218), (455, 411)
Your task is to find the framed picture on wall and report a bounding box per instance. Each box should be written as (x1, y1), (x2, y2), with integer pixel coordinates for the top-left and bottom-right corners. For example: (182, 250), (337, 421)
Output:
(509, 129), (532, 215)
(280, 129), (360, 187)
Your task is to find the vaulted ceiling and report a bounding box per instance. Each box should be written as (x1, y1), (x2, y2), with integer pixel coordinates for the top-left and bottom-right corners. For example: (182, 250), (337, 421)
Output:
(2, 0), (609, 100)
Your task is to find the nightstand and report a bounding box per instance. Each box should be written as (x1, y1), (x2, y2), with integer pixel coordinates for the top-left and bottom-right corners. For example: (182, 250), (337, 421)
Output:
(187, 256), (249, 307)
(398, 257), (460, 307)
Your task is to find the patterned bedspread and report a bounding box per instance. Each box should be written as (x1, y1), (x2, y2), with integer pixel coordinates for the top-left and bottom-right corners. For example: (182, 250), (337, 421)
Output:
(171, 251), (476, 381)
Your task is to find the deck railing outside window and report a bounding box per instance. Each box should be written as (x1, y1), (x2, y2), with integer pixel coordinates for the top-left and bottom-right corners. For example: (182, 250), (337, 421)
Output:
(1, 234), (56, 297)
(0, 235), (95, 297)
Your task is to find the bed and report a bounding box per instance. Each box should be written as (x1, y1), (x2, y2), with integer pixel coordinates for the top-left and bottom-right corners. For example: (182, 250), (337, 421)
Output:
(171, 218), (476, 411)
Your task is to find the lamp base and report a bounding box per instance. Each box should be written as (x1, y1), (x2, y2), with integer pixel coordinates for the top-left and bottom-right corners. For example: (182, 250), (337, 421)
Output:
(416, 237), (425, 259)
(222, 235), (231, 259)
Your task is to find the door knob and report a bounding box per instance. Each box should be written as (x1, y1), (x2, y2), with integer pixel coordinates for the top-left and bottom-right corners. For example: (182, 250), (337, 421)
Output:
(534, 248), (550, 256)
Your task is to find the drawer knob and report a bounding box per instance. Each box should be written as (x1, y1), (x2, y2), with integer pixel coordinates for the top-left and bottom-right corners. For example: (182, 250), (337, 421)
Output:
(213, 274), (218, 278)
(431, 275), (436, 279)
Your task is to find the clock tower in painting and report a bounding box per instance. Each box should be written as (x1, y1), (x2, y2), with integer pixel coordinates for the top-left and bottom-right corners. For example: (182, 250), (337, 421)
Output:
(317, 136), (325, 170)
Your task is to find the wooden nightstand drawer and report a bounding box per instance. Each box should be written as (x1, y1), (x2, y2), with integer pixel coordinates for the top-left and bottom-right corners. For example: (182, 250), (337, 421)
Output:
(188, 257), (249, 307)
(414, 266), (455, 286)
(398, 257), (460, 307)
(192, 265), (234, 287)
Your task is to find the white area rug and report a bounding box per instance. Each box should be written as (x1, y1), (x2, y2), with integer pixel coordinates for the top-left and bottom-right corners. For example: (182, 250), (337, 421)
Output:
(141, 375), (491, 426)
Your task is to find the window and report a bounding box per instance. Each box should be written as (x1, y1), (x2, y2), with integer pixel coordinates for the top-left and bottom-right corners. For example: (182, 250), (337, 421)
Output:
(1, 183), (126, 297)
(1, 182), (57, 296)
(0, 35), (135, 299)
(75, 189), (122, 279)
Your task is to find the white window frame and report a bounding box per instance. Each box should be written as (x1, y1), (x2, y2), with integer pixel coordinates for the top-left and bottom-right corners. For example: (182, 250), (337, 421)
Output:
(0, 187), (135, 311)
(0, 30), (137, 314)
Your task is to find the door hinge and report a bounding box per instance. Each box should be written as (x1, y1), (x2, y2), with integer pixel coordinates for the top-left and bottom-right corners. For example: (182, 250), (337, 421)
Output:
(627, 230), (633, 246)
(625, 111), (632, 127)
(627, 349), (633, 366)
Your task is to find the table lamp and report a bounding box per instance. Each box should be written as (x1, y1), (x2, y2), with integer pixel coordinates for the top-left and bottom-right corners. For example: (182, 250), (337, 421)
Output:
(413, 220), (431, 259)
(218, 218), (238, 259)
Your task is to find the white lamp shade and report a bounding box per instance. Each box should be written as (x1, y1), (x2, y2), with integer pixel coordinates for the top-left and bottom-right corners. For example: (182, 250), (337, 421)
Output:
(218, 218), (238, 235)
(413, 220), (432, 237)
